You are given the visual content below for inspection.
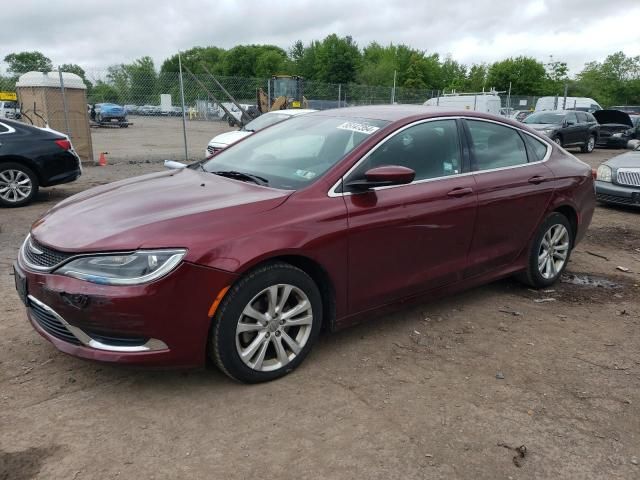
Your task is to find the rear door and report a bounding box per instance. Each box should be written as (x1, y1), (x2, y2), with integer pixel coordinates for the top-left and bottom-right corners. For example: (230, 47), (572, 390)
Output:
(342, 118), (477, 313)
(563, 111), (582, 146)
(462, 119), (555, 277)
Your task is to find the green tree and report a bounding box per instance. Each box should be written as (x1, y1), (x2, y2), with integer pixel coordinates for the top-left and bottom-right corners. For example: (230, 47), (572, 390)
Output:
(160, 46), (226, 74)
(440, 56), (467, 91)
(314, 34), (361, 84)
(4, 51), (53, 74)
(464, 64), (488, 91)
(125, 56), (158, 105)
(89, 81), (120, 103)
(575, 52), (640, 106)
(486, 56), (546, 94)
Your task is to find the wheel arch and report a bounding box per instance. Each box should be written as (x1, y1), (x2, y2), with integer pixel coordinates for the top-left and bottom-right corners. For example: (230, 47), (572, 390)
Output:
(553, 204), (578, 241)
(237, 254), (337, 332)
(0, 155), (42, 184)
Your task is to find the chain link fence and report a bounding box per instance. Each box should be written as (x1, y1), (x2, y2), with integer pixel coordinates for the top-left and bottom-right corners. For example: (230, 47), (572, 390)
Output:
(4, 67), (552, 163)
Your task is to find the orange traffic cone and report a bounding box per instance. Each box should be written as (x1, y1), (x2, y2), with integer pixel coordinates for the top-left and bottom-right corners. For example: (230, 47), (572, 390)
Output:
(98, 152), (108, 166)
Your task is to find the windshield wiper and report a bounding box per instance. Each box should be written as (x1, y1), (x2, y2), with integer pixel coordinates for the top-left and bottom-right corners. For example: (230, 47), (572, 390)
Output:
(212, 170), (268, 186)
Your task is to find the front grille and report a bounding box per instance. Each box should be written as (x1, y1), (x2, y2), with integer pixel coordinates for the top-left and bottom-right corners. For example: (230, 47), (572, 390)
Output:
(617, 169), (640, 187)
(23, 237), (75, 270)
(597, 193), (638, 206)
(29, 299), (81, 345)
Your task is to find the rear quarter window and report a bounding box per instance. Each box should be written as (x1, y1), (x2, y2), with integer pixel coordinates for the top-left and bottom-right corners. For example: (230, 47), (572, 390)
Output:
(523, 134), (549, 162)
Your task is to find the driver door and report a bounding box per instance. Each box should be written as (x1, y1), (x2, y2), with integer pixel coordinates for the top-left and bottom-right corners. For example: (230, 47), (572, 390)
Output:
(342, 119), (478, 314)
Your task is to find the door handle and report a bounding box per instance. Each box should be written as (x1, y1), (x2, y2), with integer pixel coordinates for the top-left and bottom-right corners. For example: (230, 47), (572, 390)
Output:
(528, 175), (547, 184)
(447, 187), (473, 197)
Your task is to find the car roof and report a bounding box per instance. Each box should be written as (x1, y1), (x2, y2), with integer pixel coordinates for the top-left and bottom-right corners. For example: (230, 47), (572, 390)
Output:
(310, 104), (480, 122)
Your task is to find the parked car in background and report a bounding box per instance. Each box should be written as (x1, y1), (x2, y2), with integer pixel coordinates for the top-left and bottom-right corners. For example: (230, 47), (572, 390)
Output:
(206, 109), (316, 156)
(523, 110), (599, 152)
(14, 106), (595, 382)
(511, 110), (533, 122)
(95, 103), (128, 126)
(0, 119), (81, 207)
(424, 93), (501, 115)
(609, 106), (640, 115)
(0, 100), (21, 119)
(593, 110), (640, 148)
(595, 142), (640, 207)
(535, 96), (602, 113)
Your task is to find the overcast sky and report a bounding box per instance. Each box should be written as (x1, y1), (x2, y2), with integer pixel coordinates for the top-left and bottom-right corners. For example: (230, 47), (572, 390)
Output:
(2, 0), (640, 77)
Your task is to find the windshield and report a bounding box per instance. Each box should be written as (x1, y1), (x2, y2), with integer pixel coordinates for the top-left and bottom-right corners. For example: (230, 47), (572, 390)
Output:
(243, 112), (291, 132)
(202, 115), (390, 190)
(524, 112), (566, 125)
(631, 116), (640, 127)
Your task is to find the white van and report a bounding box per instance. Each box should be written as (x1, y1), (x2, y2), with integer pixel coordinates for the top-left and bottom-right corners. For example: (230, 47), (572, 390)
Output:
(535, 96), (602, 113)
(424, 94), (502, 115)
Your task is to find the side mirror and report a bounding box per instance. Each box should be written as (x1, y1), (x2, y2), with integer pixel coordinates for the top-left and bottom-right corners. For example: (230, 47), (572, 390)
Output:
(564, 120), (575, 127)
(164, 160), (187, 169)
(346, 165), (415, 191)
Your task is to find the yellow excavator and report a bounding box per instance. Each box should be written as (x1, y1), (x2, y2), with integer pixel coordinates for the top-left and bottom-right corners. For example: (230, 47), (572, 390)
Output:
(257, 75), (309, 113)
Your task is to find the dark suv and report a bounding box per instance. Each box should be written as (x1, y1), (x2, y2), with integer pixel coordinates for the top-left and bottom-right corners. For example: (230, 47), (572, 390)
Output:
(523, 110), (599, 153)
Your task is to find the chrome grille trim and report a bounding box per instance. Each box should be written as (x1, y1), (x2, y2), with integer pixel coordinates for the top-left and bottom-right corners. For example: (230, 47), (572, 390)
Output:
(617, 168), (640, 187)
(20, 235), (75, 272)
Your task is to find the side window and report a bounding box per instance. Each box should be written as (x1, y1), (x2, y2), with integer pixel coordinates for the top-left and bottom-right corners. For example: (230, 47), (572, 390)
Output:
(352, 120), (461, 182)
(523, 134), (549, 162)
(566, 112), (578, 124)
(576, 112), (588, 123)
(466, 120), (528, 170)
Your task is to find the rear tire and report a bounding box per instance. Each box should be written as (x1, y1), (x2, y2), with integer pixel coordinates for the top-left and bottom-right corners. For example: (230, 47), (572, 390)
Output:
(0, 162), (39, 208)
(210, 262), (322, 383)
(517, 212), (573, 288)
(581, 134), (595, 153)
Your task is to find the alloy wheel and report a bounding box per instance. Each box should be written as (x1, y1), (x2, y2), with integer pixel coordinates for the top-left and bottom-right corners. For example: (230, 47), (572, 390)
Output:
(554, 137), (562, 146)
(537, 224), (569, 280)
(0, 169), (32, 203)
(587, 136), (595, 152)
(235, 284), (313, 372)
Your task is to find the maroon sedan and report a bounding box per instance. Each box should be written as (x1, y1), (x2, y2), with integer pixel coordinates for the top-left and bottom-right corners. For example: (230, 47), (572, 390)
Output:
(14, 106), (595, 383)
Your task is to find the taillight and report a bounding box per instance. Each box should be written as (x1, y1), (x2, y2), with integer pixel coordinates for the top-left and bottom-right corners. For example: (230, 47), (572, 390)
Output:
(591, 168), (597, 180)
(54, 139), (72, 151)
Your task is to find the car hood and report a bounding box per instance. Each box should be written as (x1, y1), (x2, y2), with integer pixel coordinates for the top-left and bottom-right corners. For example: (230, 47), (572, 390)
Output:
(526, 123), (560, 130)
(593, 110), (633, 127)
(605, 150), (640, 168)
(208, 130), (251, 147)
(31, 168), (292, 254)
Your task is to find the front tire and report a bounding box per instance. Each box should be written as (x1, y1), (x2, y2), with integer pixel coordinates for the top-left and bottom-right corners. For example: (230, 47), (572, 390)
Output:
(517, 212), (573, 288)
(0, 162), (39, 208)
(553, 136), (563, 147)
(581, 134), (595, 153)
(210, 262), (322, 383)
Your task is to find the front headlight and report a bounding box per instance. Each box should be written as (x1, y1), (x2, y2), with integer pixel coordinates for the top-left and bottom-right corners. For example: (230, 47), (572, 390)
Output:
(596, 164), (612, 182)
(56, 249), (187, 285)
(542, 129), (555, 135)
(612, 133), (623, 138)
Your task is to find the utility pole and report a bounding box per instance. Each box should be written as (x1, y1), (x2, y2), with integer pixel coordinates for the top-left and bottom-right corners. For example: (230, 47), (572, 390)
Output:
(391, 70), (397, 104)
(178, 52), (188, 161)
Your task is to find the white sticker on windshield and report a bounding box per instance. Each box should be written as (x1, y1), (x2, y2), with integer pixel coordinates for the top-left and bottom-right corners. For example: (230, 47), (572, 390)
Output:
(337, 121), (380, 135)
(295, 169), (317, 180)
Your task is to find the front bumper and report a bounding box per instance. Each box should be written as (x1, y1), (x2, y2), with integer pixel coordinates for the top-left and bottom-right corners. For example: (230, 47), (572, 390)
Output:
(15, 260), (238, 367)
(595, 180), (640, 207)
(596, 136), (630, 148)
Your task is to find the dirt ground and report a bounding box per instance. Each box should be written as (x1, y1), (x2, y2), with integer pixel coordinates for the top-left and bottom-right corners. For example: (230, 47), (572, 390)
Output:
(90, 116), (234, 163)
(1, 148), (639, 479)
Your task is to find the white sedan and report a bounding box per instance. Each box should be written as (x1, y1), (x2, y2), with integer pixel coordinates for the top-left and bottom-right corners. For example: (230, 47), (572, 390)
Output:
(205, 109), (316, 156)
